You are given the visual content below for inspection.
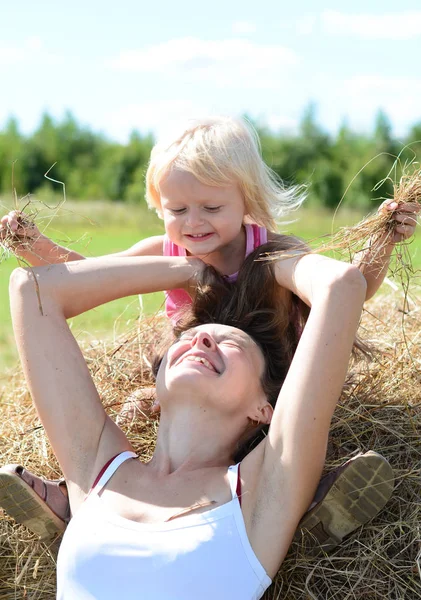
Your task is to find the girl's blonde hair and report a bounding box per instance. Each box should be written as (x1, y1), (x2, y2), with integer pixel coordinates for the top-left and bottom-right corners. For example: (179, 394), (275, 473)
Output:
(145, 116), (305, 231)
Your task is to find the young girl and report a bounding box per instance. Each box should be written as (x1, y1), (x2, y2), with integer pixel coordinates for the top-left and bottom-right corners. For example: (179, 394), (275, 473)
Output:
(0, 116), (416, 547)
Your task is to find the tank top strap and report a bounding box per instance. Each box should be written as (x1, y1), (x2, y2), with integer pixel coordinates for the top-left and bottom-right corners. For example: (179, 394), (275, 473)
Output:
(90, 451), (138, 497)
(244, 224), (268, 258)
(244, 224), (255, 257)
(163, 235), (186, 257)
(256, 225), (268, 246)
(227, 462), (241, 501)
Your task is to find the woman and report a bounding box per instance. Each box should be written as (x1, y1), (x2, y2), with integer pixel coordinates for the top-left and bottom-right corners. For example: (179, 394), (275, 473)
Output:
(9, 242), (374, 599)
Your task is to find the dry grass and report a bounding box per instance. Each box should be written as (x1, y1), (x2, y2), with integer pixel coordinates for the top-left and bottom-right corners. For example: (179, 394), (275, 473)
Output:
(262, 161), (421, 277)
(319, 165), (421, 301)
(274, 288), (421, 599)
(0, 289), (420, 599)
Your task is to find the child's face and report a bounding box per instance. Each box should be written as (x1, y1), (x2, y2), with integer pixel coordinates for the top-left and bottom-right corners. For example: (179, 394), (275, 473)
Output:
(159, 169), (246, 257)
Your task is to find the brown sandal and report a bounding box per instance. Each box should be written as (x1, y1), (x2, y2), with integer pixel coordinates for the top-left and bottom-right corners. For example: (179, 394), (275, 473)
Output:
(0, 464), (70, 541)
(294, 451), (394, 554)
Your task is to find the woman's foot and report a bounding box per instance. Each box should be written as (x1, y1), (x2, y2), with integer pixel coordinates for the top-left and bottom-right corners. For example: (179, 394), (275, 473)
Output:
(294, 451), (394, 554)
(0, 389), (158, 540)
(0, 464), (70, 541)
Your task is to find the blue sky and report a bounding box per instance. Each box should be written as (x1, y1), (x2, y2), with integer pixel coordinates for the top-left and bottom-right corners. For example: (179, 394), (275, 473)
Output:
(1, 0), (421, 142)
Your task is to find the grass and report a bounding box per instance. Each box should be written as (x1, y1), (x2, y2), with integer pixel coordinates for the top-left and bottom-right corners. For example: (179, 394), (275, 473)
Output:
(0, 199), (420, 371)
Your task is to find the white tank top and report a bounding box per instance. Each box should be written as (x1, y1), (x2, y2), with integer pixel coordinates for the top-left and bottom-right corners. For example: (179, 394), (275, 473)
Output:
(56, 451), (271, 599)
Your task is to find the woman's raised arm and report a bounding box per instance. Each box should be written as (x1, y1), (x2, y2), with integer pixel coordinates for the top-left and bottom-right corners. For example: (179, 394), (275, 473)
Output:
(9, 256), (201, 498)
(268, 253), (366, 465)
(243, 253), (367, 574)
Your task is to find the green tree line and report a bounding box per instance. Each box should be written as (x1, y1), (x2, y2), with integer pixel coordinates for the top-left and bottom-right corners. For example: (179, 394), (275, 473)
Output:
(1, 106), (420, 210)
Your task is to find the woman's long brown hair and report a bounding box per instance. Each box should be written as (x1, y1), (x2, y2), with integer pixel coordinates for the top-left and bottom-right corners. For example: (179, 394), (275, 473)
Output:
(174, 238), (308, 405)
(153, 237), (309, 460)
(152, 237), (369, 459)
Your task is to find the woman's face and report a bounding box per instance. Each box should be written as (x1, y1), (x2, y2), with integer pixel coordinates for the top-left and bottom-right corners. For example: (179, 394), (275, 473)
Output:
(156, 324), (267, 417)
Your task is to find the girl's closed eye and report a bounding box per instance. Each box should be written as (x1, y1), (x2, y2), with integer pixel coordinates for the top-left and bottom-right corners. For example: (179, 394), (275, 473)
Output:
(169, 208), (187, 215)
(205, 206), (222, 213)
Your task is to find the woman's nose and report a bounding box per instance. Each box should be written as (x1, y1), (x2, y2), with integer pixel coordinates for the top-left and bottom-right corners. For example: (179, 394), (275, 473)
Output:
(192, 331), (215, 350)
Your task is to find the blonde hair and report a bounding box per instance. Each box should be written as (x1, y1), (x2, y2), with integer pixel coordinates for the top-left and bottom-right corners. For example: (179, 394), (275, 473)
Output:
(145, 116), (305, 231)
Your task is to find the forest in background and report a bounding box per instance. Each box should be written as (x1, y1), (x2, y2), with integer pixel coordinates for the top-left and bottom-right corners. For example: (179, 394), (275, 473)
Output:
(1, 105), (421, 210)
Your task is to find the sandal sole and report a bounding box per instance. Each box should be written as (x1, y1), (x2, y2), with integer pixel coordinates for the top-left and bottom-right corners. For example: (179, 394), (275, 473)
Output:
(294, 451), (394, 553)
(0, 468), (65, 541)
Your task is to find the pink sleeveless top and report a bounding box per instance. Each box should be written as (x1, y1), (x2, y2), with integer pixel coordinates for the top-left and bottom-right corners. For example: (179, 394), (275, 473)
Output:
(163, 224), (268, 323)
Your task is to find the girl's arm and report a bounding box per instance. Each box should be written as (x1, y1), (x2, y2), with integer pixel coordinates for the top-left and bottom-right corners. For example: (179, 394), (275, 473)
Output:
(0, 210), (164, 266)
(353, 200), (419, 300)
(1, 210), (85, 264)
(9, 256), (201, 495)
(243, 253), (366, 574)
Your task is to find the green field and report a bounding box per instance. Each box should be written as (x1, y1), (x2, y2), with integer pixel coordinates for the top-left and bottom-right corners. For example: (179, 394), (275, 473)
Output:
(0, 200), (420, 371)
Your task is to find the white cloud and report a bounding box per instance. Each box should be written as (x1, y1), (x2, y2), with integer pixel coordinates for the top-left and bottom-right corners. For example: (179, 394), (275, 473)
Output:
(107, 99), (212, 141)
(266, 114), (298, 132)
(342, 75), (421, 135)
(109, 38), (298, 89)
(26, 36), (43, 51)
(0, 37), (60, 67)
(295, 15), (316, 36)
(344, 75), (421, 94)
(232, 21), (256, 35)
(106, 100), (301, 143)
(322, 10), (421, 40)
(0, 46), (25, 65)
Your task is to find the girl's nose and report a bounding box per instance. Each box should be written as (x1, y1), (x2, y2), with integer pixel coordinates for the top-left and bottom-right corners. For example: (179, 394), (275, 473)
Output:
(186, 209), (204, 228)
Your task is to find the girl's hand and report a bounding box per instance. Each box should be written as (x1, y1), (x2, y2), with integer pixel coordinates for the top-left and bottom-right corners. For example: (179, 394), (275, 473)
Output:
(0, 210), (41, 251)
(380, 200), (420, 243)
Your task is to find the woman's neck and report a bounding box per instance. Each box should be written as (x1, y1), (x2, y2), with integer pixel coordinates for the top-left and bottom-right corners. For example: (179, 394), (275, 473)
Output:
(149, 408), (242, 474)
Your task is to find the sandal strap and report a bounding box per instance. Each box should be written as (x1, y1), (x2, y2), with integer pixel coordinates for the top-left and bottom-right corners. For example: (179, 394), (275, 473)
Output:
(15, 465), (70, 523)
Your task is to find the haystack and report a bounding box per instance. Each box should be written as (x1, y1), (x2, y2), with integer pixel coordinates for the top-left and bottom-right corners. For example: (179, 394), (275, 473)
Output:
(0, 288), (420, 599)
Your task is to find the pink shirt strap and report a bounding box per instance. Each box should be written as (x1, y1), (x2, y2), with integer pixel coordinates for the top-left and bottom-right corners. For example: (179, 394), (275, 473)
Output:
(91, 453), (119, 490)
(236, 463), (242, 507)
(88, 451), (138, 497)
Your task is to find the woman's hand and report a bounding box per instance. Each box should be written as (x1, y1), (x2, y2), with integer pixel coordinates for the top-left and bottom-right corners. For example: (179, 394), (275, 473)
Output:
(380, 200), (419, 244)
(181, 257), (207, 297)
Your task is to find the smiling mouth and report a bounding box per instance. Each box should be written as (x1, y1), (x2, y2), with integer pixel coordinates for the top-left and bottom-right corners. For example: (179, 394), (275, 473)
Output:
(185, 233), (214, 240)
(181, 355), (219, 373)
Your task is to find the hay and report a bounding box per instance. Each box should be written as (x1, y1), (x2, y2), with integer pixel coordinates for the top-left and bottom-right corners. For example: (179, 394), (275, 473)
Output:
(0, 289), (420, 599)
(328, 162), (421, 255)
(260, 162), (421, 284)
(0, 206), (37, 263)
